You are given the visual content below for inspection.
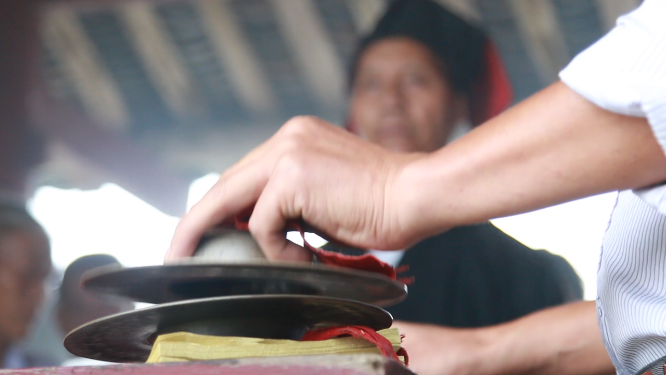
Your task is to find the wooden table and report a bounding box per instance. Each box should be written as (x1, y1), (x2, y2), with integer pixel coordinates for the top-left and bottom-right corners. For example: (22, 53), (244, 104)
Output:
(0, 354), (415, 375)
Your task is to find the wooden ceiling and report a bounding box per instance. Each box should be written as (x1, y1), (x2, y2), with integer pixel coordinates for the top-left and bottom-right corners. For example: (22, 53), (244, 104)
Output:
(39, 0), (640, 134)
(5, 0), (640, 214)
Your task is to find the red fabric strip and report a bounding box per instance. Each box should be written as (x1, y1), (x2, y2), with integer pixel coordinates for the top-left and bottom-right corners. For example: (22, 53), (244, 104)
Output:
(301, 325), (408, 366)
(234, 218), (411, 284)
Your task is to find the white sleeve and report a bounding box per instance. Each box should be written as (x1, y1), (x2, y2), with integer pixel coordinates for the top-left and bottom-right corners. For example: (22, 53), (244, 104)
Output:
(559, 0), (666, 213)
(559, 0), (666, 151)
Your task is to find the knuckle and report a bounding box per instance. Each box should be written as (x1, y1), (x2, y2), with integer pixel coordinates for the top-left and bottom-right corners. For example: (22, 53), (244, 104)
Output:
(275, 152), (307, 180)
(204, 178), (228, 203)
(276, 135), (301, 156)
(247, 215), (264, 237)
(281, 116), (317, 138)
(275, 118), (315, 158)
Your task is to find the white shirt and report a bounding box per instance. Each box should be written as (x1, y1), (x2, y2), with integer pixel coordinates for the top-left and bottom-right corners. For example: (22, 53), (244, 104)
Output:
(560, 1), (666, 374)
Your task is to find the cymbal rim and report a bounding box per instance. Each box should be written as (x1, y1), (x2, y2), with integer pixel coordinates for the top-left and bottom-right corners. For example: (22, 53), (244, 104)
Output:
(64, 294), (394, 363)
(82, 261), (407, 307)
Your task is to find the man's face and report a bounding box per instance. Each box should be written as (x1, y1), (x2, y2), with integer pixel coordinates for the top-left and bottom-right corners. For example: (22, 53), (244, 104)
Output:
(349, 37), (466, 153)
(0, 229), (50, 341)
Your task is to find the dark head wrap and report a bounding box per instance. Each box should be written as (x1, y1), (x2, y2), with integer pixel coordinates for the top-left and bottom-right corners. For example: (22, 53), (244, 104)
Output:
(349, 0), (512, 127)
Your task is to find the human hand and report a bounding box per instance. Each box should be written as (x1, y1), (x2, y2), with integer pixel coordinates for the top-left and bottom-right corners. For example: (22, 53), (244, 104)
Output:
(166, 116), (425, 262)
(392, 320), (491, 375)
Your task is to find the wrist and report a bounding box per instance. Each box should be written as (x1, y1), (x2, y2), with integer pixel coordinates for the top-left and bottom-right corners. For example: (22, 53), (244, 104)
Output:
(388, 153), (436, 248)
(476, 321), (550, 375)
(391, 151), (465, 245)
(462, 326), (507, 375)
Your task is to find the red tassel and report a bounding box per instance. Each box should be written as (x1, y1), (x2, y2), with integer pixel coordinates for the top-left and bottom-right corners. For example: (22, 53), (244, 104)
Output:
(301, 325), (408, 366)
(234, 217), (410, 282)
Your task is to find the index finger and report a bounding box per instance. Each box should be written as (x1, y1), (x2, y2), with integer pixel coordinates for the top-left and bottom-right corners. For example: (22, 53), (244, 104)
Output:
(165, 159), (269, 260)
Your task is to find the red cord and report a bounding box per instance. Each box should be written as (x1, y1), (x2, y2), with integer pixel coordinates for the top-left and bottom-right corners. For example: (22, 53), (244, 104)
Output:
(301, 325), (408, 366)
(234, 217), (411, 284)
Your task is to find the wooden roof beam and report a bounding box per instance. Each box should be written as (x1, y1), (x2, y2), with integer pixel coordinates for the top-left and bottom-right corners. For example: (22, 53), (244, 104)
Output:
(0, 0), (41, 196)
(41, 7), (130, 130)
(29, 88), (190, 216)
(435, 0), (481, 22)
(594, 0), (641, 31)
(271, 0), (346, 110)
(508, 0), (570, 86)
(345, 0), (386, 36)
(118, 2), (201, 117)
(41, 0), (187, 14)
(196, 0), (277, 115)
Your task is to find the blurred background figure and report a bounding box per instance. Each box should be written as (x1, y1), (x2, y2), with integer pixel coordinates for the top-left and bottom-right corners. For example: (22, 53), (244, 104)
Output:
(0, 202), (51, 369)
(23, 254), (133, 366)
(338, 0), (582, 328)
(330, 3), (586, 370)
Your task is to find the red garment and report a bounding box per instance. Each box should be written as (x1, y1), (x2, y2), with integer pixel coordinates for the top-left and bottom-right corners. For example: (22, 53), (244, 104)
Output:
(467, 41), (513, 126)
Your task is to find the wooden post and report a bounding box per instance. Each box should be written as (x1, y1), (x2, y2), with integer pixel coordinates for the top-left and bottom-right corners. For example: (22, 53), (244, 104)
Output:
(0, 0), (43, 197)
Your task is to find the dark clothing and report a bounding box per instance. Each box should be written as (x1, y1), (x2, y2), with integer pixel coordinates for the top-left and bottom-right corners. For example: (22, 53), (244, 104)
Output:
(331, 222), (582, 328)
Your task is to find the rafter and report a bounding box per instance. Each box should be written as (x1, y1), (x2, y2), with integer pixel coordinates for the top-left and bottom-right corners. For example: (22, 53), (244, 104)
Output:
(435, 0), (481, 22)
(594, 0), (641, 31)
(119, 2), (201, 117)
(196, 0), (277, 115)
(0, 0), (40, 195)
(508, 0), (570, 86)
(41, 0), (186, 14)
(29, 88), (190, 216)
(271, 0), (345, 110)
(42, 7), (129, 130)
(345, 0), (386, 36)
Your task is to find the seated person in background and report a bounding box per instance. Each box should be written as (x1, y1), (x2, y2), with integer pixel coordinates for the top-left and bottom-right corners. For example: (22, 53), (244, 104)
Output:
(336, 0), (583, 330)
(23, 254), (133, 366)
(0, 202), (51, 368)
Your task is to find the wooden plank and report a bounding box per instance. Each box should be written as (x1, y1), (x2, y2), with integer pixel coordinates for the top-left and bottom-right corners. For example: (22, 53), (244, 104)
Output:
(41, 7), (130, 130)
(28, 88), (190, 216)
(434, 0), (481, 21)
(271, 0), (346, 110)
(0, 0), (42, 195)
(42, 0), (188, 14)
(118, 2), (202, 117)
(594, 0), (640, 31)
(0, 354), (414, 375)
(345, 0), (386, 35)
(508, 0), (570, 85)
(196, 0), (277, 115)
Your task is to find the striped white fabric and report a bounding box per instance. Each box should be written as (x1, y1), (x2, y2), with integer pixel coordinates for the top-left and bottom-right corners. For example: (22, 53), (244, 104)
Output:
(559, 1), (666, 374)
(598, 191), (666, 375)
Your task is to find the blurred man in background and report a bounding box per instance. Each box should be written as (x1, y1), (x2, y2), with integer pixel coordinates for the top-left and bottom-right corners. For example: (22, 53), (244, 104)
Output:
(0, 202), (51, 368)
(335, 1), (585, 371)
(24, 254), (133, 366)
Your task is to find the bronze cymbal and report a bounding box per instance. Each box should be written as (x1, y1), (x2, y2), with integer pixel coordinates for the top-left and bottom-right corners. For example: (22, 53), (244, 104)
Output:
(64, 295), (393, 363)
(82, 261), (407, 307)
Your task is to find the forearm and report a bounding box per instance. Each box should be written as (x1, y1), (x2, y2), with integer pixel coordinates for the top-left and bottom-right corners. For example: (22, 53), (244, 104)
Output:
(478, 301), (613, 375)
(396, 81), (666, 238)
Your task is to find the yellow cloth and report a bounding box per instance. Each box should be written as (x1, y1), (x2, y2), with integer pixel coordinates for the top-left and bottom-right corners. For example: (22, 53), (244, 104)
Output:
(146, 328), (402, 363)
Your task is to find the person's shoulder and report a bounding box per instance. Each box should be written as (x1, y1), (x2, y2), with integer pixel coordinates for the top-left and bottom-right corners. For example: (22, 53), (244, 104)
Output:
(532, 249), (584, 301)
(453, 223), (584, 301)
(449, 222), (537, 256)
